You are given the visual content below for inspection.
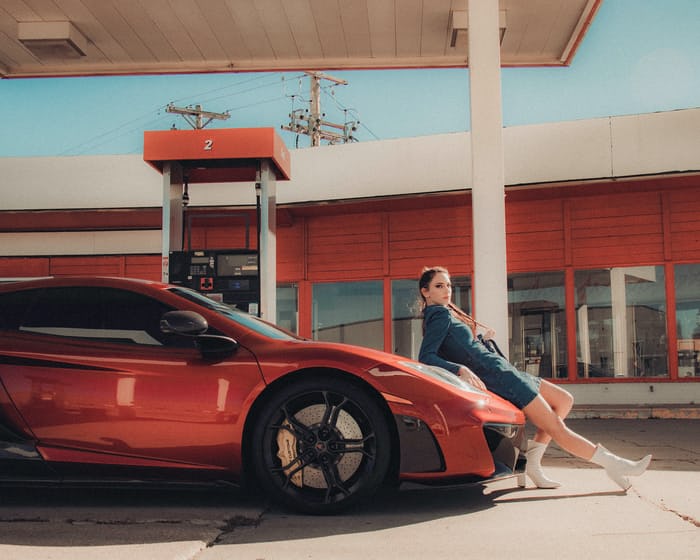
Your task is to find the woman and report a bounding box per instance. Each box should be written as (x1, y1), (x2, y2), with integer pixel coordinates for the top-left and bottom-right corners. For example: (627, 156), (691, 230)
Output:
(418, 266), (651, 490)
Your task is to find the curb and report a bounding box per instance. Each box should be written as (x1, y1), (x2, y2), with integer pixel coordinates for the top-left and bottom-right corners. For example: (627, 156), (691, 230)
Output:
(569, 404), (700, 420)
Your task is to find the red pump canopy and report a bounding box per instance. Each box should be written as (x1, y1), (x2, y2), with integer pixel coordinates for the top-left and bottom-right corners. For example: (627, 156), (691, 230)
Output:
(143, 127), (291, 183)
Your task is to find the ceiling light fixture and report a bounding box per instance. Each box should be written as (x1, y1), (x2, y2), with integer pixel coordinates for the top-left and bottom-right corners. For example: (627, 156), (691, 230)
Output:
(18, 21), (88, 59)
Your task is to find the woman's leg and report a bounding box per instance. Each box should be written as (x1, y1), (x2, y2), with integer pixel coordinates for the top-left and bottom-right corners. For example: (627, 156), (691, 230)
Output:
(523, 394), (596, 460)
(516, 391), (592, 488)
(517, 381), (578, 487)
(531, 380), (574, 446)
(523, 394), (652, 490)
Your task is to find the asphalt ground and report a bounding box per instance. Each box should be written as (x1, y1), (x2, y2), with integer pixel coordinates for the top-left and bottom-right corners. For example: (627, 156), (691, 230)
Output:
(0, 418), (698, 560)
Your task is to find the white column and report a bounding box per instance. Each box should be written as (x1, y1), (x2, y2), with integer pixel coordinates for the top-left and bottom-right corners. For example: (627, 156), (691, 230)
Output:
(610, 268), (628, 377)
(161, 161), (183, 283)
(468, 0), (508, 354)
(258, 160), (277, 322)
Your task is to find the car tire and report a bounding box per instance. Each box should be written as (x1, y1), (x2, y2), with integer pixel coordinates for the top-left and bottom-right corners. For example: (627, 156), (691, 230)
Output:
(251, 375), (391, 514)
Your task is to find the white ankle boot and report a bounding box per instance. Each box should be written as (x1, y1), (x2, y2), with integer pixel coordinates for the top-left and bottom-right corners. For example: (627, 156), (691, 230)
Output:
(590, 444), (652, 491)
(517, 439), (561, 489)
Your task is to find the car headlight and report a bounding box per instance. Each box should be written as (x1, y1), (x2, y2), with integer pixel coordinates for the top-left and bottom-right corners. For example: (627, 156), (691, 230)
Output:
(398, 361), (488, 395)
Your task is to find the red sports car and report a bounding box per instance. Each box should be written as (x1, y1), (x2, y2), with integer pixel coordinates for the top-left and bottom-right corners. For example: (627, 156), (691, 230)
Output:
(0, 276), (525, 513)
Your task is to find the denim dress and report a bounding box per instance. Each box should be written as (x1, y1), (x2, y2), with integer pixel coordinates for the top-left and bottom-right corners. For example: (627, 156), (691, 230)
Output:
(418, 304), (540, 409)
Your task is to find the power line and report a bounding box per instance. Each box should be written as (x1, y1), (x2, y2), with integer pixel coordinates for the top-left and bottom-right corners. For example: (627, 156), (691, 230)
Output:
(170, 73), (288, 105)
(58, 104), (167, 155)
(317, 79), (379, 141)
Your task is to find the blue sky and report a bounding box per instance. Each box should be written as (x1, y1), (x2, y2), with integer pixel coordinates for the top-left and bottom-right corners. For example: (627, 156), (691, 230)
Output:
(1, 0), (698, 158)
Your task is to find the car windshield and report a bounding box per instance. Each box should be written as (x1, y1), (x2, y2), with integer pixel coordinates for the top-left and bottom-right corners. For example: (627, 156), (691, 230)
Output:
(168, 287), (298, 341)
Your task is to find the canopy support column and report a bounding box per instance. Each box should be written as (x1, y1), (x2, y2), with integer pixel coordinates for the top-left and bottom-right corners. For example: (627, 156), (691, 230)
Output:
(468, 0), (509, 354)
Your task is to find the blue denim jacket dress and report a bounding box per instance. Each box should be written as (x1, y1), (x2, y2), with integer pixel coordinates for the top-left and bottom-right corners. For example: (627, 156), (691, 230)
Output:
(418, 304), (540, 409)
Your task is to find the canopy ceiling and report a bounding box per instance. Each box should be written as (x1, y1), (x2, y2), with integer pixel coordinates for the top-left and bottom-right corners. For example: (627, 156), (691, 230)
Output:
(0, 0), (600, 78)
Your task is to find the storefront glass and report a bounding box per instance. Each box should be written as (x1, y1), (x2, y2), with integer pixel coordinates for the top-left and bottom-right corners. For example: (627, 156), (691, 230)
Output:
(508, 272), (567, 379)
(674, 263), (700, 377)
(574, 266), (668, 378)
(391, 279), (422, 359)
(312, 281), (383, 350)
(276, 284), (298, 334)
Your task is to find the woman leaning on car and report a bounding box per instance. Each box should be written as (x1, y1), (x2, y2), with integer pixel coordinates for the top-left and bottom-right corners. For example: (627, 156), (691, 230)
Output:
(417, 266), (652, 491)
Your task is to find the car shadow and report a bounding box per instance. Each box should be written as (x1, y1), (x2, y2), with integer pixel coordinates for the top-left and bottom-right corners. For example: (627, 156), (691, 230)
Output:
(0, 482), (496, 547)
(0, 480), (627, 547)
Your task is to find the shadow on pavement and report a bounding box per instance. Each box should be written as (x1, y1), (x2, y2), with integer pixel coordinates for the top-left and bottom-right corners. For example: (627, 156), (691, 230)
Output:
(0, 418), (696, 547)
(0, 482), (496, 547)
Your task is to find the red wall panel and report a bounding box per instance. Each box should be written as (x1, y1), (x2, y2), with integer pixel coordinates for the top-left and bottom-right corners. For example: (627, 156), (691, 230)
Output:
(506, 199), (565, 271)
(0, 257), (49, 278)
(3, 181), (700, 286)
(306, 213), (384, 281)
(124, 255), (162, 281)
(389, 206), (472, 278)
(669, 188), (700, 261)
(49, 256), (125, 276)
(568, 191), (664, 267)
(278, 222), (305, 282)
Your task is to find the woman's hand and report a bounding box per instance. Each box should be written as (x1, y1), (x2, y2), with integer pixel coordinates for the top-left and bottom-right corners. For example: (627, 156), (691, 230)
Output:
(457, 366), (488, 392)
(482, 328), (496, 340)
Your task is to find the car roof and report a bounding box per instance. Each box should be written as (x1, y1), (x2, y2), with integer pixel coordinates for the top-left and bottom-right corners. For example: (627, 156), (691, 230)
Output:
(0, 276), (170, 293)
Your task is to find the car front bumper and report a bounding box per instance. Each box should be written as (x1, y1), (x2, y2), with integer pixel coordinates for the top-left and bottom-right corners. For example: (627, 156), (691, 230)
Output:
(395, 412), (526, 485)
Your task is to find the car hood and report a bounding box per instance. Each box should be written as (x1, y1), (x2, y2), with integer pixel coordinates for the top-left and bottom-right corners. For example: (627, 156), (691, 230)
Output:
(246, 337), (484, 399)
(248, 337), (406, 375)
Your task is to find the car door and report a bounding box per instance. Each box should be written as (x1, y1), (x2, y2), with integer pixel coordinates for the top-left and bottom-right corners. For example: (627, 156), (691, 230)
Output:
(1, 285), (263, 471)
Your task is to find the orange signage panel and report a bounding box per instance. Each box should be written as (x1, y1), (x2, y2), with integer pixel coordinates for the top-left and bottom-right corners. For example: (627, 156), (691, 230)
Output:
(143, 127), (291, 182)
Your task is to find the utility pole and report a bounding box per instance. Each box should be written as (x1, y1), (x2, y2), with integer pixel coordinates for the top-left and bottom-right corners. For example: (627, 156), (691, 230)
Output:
(309, 72), (324, 147)
(282, 71), (358, 146)
(166, 103), (230, 129)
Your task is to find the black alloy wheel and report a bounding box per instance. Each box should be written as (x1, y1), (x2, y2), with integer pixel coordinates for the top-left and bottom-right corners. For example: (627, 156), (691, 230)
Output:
(251, 375), (391, 514)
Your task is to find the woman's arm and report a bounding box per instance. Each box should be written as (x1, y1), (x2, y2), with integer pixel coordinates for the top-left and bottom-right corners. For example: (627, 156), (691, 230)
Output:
(418, 306), (462, 375)
(419, 306), (488, 391)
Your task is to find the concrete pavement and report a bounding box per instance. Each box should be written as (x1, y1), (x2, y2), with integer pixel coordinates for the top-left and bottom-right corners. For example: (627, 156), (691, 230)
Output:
(0, 417), (698, 560)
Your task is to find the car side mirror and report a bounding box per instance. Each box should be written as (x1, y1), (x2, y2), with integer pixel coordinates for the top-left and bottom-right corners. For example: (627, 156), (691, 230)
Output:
(160, 310), (209, 336)
(196, 334), (239, 362)
(160, 310), (238, 361)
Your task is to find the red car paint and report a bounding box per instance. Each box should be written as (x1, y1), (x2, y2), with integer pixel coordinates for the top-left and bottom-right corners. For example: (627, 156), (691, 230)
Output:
(0, 276), (525, 513)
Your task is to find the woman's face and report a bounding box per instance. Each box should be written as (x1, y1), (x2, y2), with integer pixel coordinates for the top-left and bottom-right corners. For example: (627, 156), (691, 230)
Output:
(421, 271), (452, 306)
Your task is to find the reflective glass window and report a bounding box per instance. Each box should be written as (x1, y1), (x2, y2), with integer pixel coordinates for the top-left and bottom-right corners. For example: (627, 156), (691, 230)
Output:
(277, 284), (298, 334)
(574, 267), (668, 378)
(674, 264), (700, 377)
(508, 272), (567, 379)
(391, 279), (423, 359)
(312, 281), (383, 350)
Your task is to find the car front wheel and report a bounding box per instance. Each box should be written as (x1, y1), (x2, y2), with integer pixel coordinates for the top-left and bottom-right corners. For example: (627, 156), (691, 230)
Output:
(251, 375), (391, 514)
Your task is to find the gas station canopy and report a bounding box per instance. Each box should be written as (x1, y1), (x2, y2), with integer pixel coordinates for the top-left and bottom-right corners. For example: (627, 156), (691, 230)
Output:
(0, 0), (600, 78)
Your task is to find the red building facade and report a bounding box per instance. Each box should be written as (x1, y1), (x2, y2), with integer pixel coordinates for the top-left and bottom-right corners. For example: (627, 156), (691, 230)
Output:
(3, 173), (700, 389)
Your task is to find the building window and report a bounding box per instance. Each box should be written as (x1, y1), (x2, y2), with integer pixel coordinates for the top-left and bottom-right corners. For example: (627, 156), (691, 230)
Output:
(277, 283), (298, 334)
(452, 276), (473, 315)
(312, 281), (383, 350)
(508, 272), (567, 379)
(392, 276), (471, 360)
(391, 279), (422, 359)
(674, 263), (700, 378)
(575, 266), (668, 378)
